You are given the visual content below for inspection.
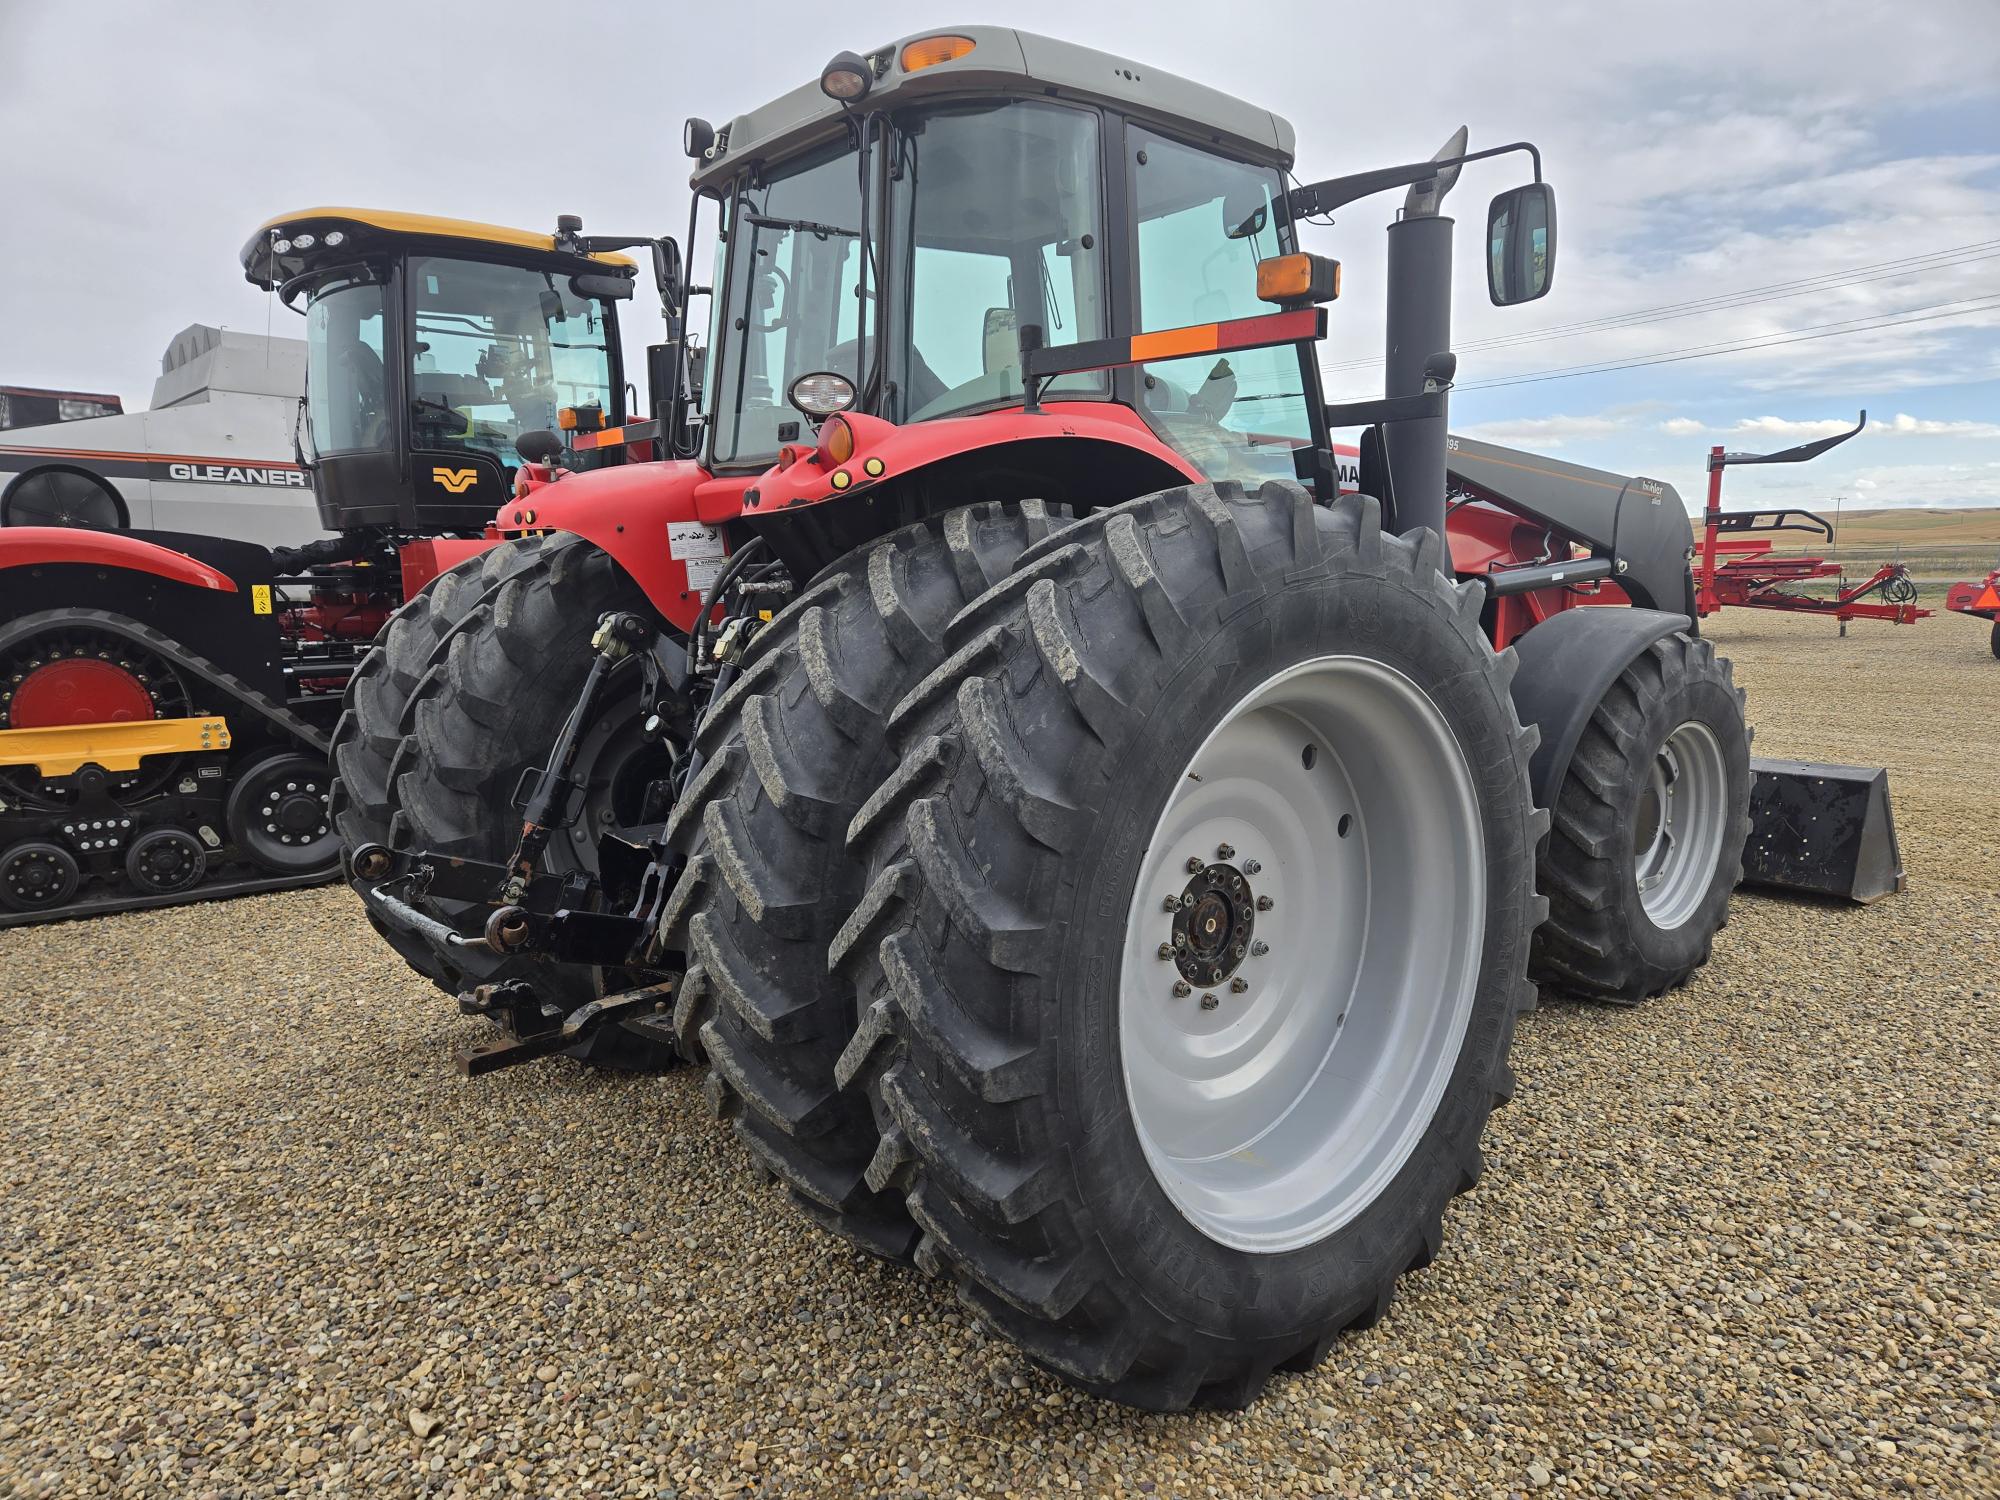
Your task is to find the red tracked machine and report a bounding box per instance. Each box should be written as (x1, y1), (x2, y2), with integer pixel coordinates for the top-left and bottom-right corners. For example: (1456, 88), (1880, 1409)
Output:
(0, 208), (672, 924)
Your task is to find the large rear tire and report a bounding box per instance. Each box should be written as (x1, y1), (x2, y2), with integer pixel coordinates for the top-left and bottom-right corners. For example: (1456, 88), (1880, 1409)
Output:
(331, 542), (544, 991)
(333, 533), (675, 1069)
(1532, 633), (1750, 1004)
(659, 501), (1069, 1258)
(836, 483), (1544, 1409)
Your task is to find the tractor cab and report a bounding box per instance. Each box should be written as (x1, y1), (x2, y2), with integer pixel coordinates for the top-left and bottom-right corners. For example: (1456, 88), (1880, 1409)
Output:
(682, 31), (1325, 494)
(243, 210), (647, 534)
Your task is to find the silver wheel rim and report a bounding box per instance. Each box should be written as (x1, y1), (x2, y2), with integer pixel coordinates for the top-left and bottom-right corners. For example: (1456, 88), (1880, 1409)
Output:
(1117, 656), (1486, 1255)
(1632, 720), (1727, 930)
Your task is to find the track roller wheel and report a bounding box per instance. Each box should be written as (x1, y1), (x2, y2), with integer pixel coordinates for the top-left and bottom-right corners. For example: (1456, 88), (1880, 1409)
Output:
(1, 840), (81, 912)
(226, 751), (338, 875)
(125, 827), (208, 894)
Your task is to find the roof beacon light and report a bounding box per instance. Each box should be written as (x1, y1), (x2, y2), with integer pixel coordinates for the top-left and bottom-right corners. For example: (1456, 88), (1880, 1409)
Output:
(820, 50), (873, 102)
(902, 35), (975, 72)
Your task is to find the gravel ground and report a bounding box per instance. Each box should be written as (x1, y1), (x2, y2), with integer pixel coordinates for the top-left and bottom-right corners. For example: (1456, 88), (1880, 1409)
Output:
(2, 610), (1995, 1499)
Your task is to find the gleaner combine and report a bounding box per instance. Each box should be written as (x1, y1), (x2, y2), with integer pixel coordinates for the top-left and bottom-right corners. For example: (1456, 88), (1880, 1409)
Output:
(0, 210), (673, 926)
(335, 30), (1897, 1407)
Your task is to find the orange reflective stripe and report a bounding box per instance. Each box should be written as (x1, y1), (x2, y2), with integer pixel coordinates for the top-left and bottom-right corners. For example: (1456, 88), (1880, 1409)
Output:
(1130, 325), (1220, 362)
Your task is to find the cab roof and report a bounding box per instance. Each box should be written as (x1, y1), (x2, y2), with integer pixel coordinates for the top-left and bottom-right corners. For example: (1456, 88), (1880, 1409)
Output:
(241, 207), (636, 291)
(690, 26), (1296, 191)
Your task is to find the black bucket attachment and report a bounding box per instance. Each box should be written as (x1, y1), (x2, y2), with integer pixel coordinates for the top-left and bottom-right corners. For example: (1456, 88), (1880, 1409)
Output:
(1743, 758), (1905, 903)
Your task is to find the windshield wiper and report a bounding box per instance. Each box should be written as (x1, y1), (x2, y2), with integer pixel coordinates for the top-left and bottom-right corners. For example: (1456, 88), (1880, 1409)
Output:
(742, 213), (858, 240)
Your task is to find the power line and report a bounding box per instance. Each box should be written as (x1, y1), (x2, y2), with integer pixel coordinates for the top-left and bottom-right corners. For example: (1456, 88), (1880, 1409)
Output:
(1453, 296), (2000, 391)
(1316, 237), (2000, 375)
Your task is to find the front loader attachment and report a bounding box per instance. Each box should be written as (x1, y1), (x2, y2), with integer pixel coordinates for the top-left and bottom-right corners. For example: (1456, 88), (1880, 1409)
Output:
(1742, 758), (1905, 903)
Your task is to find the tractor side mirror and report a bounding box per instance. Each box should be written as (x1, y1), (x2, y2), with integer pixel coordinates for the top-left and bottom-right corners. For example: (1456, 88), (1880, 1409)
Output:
(515, 429), (564, 464)
(570, 272), (634, 302)
(982, 307), (1018, 375)
(1223, 182), (1269, 240)
(1486, 183), (1557, 305)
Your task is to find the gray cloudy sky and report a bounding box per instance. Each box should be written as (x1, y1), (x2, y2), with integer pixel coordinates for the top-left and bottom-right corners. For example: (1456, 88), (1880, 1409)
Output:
(3, 0), (1997, 509)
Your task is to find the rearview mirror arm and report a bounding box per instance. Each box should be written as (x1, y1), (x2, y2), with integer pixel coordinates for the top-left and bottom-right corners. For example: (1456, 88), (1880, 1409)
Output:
(1289, 141), (1542, 220)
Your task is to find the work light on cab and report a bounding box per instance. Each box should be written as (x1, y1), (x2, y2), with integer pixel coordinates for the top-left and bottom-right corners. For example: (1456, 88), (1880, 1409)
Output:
(820, 51), (873, 102)
(788, 371), (856, 419)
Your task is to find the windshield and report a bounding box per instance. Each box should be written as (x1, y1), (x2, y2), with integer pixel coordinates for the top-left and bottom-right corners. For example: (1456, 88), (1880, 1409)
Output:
(305, 276), (390, 454)
(407, 255), (614, 470)
(710, 142), (870, 466)
(1132, 129), (1310, 484)
(891, 100), (1105, 422)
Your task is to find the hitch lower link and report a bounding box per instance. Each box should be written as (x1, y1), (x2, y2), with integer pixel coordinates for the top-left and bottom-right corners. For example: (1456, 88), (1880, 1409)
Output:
(454, 978), (677, 1077)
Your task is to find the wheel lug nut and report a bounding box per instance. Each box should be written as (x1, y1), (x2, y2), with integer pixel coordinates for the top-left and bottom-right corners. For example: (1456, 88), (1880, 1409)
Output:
(1256, 894), (1274, 911)
(1216, 842), (1234, 861)
(1172, 980), (1191, 998)
(1157, 942), (1174, 960)
(1199, 993), (1218, 1011)
(1185, 856), (1204, 874)
(1243, 858), (1261, 875)
(1181, 893), (1194, 908)
(1163, 895), (1179, 912)
(1230, 977), (1248, 994)
(1251, 939), (1269, 956)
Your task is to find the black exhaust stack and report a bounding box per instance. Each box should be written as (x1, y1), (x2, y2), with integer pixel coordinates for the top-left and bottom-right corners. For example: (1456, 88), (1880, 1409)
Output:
(1383, 127), (1466, 545)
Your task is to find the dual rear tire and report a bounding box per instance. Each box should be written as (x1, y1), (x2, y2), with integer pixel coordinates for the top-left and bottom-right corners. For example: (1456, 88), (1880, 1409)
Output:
(675, 483), (1549, 1407)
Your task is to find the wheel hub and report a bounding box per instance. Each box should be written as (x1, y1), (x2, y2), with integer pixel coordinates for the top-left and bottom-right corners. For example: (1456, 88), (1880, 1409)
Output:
(1118, 655), (1486, 1254)
(1170, 860), (1257, 987)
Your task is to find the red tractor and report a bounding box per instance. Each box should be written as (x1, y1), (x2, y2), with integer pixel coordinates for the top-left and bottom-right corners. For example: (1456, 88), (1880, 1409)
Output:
(337, 30), (1878, 1407)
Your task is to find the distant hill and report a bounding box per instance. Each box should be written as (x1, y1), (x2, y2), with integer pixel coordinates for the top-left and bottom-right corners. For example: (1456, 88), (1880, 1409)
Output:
(1827, 507), (2000, 549)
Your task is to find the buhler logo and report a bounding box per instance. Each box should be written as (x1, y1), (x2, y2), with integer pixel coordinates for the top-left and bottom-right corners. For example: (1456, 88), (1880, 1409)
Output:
(432, 466), (479, 494)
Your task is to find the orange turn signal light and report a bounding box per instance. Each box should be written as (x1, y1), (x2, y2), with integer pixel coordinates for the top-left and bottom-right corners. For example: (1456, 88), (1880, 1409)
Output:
(902, 34), (975, 72)
(819, 414), (856, 467)
(1256, 253), (1341, 306)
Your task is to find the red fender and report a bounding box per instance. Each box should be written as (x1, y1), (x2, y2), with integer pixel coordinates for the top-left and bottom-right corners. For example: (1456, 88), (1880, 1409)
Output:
(497, 408), (1361, 634)
(496, 460), (749, 634)
(0, 526), (238, 592)
(741, 403), (1204, 513)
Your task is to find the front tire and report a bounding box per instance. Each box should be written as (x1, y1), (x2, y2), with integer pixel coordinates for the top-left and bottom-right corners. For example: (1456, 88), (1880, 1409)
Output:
(1532, 633), (1750, 1004)
(836, 483), (1544, 1409)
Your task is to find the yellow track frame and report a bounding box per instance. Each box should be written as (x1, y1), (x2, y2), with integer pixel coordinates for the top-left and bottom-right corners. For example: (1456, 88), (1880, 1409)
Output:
(0, 717), (230, 776)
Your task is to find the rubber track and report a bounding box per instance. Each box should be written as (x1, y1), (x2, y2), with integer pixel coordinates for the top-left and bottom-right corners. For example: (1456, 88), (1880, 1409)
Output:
(0, 607), (338, 926)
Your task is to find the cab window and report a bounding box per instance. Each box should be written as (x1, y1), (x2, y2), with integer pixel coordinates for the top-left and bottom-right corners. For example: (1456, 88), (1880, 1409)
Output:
(1131, 129), (1311, 483)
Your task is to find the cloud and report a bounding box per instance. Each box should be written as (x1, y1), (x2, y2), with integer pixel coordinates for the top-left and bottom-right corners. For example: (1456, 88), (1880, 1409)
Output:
(1658, 412), (2000, 440)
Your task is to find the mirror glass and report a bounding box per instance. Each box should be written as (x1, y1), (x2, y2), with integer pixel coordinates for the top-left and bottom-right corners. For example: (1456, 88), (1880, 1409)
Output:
(1222, 182), (1268, 240)
(1486, 183), (1557, 305)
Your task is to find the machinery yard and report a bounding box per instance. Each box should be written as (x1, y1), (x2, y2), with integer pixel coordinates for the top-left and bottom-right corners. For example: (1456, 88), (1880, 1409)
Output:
(2, 608), (1992, 1497)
